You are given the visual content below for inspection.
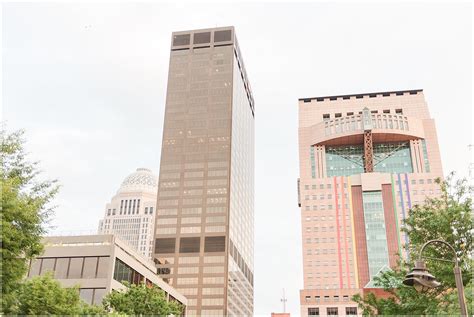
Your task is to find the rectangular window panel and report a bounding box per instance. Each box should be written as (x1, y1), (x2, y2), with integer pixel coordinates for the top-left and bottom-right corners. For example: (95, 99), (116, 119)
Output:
(93, 288), (107, 305)
(40, 258), (55, 275)
(28, 258), (42, 277)
(204, 236), (226, 252)
(82, 257), (98, 278)
(96, 257), (110, 278)
(55, 257), (70, 279)
(155, 238), (176, 254)
(308, 308), (319, 315)
(79, 288), (94, 305)
(193, 32), (211, 44)
(362, 191), (390, 280)
(68, 257), (84, 278)
(173, 34), (190, 46)
(214, 30), (232, 42)
(179, 237), (201, 253)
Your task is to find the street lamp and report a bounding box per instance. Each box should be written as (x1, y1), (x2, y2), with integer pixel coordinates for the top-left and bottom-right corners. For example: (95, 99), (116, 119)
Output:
(403, 239), (468, 316)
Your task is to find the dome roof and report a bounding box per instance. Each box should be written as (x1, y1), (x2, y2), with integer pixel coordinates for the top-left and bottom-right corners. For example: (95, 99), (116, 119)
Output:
(118, 168), (158, 194)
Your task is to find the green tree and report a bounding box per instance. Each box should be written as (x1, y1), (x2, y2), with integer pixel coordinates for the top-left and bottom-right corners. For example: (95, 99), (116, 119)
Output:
(1, 128), (59, 313)
(353, 175), (473, 316)
(13, 273), (105, 315)
(103, 282), (184, 316)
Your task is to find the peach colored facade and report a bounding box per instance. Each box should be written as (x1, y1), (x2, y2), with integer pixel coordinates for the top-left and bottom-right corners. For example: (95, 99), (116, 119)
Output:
(298, 90), (443, 316)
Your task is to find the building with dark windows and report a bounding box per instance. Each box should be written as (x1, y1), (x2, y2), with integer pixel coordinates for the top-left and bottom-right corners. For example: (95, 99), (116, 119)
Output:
(297, 90), (443, 316)
(153, 26), (254, 316)
(27, 234), (187, 310)
(98, 168), (158, 259)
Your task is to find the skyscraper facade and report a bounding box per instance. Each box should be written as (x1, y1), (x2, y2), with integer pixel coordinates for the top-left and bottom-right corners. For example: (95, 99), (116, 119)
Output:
(297, 90), (443, 316)
(154, 27), (254, 316)
(98, 168), (158, 259)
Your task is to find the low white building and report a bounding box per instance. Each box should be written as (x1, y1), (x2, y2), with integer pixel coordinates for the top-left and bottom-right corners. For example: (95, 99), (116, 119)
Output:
(27, 234), (187, 311)
(98, 168), (157, 258)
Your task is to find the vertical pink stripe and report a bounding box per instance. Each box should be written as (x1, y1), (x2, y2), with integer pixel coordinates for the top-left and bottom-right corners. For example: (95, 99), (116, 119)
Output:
(340, 176), (351, 287)
(333, 177), (343, 288)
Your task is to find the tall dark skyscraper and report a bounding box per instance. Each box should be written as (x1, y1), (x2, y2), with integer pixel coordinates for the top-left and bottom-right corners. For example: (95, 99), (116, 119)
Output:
(153, 27), (254, 316)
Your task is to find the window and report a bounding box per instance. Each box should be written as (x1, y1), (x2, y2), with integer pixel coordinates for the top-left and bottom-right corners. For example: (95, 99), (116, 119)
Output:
(335, 113), (342, 118)
(395, 108), (403, 114)
(346, 307), (358, 315)
(40, 258), (55, 275)
(55, 258), (69, 279)
(179, 237), (200, 253)
(82, 257), (98, 278)
(69, 257), (84, 278)
(323, 114), (330, 120)
(308, 308), (319, 315)
(155, 238), (176, 254)
(204, 236), (226, 252)
(79, 288), (94, 304)
(214, 30), (232, 42)
(327, 307), (338, 315)
(383, 109), (390, 113)
(193, 32), (211, 44)
(97, 257), (110, 278)
(173, 34), (190, 46)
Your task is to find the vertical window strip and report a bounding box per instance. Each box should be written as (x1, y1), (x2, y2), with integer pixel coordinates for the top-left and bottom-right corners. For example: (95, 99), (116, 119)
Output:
(310, 146), (316, 178)
(397, 173), (410, 261)
(333, 177), (343, 289)
(347, 178), (359, 288)
(421, 140), (431, 172)
(390, 174), (402, 257)
(340, 176), (351, 288)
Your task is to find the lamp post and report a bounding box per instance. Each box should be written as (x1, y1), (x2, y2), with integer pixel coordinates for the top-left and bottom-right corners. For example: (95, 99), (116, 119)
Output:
(402, 239), (468, 316)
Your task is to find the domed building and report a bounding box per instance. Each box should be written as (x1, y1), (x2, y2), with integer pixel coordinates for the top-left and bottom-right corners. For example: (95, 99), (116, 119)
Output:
(98, 168), (158, 259)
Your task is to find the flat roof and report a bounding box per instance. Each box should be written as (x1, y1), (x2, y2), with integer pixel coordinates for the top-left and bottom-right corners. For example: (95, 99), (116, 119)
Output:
(299, 89), (423, 102)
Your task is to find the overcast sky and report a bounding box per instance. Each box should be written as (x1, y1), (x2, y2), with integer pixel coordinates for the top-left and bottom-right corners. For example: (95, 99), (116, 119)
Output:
(3, 2), (472, 316)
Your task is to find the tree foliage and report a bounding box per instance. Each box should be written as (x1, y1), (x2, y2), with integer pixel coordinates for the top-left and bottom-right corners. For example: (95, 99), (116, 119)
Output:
(353, 174), (474, 316)
(12, 273), (105, 315)
(1, 128), (59, 313)
(103, 282), (184, 316)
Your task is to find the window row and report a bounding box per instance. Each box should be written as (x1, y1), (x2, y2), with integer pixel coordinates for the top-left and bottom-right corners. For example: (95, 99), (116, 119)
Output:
(308, 306), (357, 316)
(155, 236), (226, 254)
(28, 256), (110, 279)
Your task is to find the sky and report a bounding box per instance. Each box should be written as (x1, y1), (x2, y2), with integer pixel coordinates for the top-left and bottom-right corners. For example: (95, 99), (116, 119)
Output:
(2, 2), (472, 316)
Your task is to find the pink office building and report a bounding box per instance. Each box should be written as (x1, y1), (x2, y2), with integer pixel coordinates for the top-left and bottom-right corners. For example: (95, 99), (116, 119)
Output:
(297, 90), (443, 316)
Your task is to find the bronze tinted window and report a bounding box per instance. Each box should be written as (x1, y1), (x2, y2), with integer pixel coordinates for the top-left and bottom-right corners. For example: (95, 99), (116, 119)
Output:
(96, 256), (110, 278)
(40, 258), (56, 275)
(193, 32), (211, 44)
(308, 308), (320, 315)
(179, 237), (200, 253)
(55, 257), (70, 279)
(69, 257), (84, 278)
(173, 34), (190, 46)
(214, 30), (232, 42)
(28, 258), (42, 277)
(82, 257), (98, 278)
(204, 236), (225, 252)
(155, 238), (176, 254)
